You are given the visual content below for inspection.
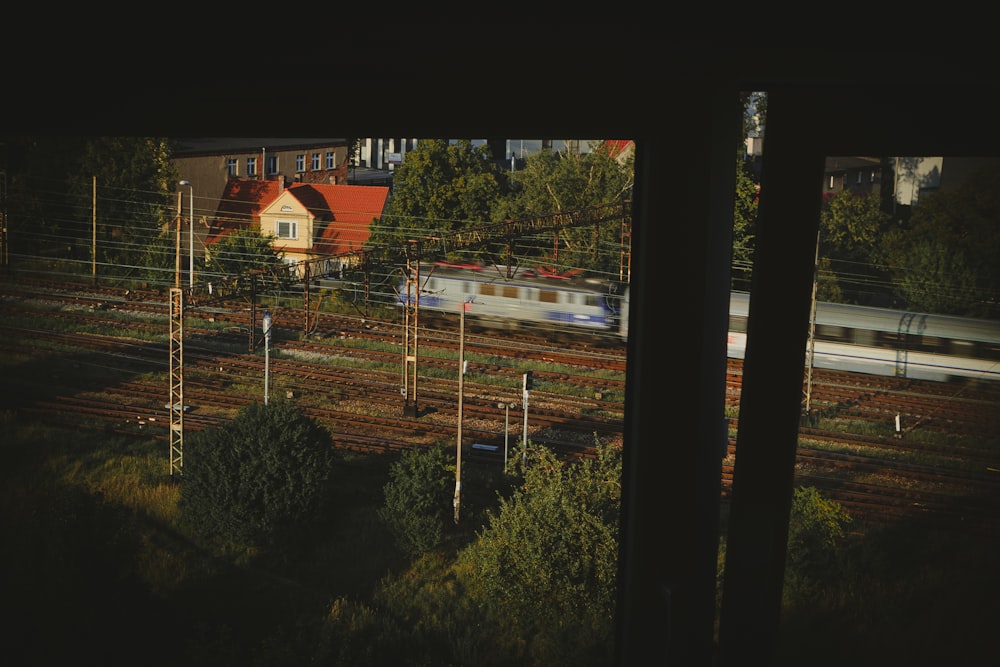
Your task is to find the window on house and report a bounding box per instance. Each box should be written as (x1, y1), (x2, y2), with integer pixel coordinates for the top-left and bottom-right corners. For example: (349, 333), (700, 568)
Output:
(227, 158), (238, 176)
(247, 157), (257, 177)
(296, 154), (305, 172)
(326, 151), (336, 169)
(266, 155), (278, 175)
(276, 220), (298, 240)
(828, 174), (835, 189)
(312, 153), (321, 170)
(856, 171), (863, 184)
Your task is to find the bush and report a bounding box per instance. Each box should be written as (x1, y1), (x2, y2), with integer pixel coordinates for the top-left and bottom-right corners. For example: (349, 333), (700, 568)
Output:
(178, 399), (334, 551)
(377, 444), (454, 558)
(784, 485), (852, 602)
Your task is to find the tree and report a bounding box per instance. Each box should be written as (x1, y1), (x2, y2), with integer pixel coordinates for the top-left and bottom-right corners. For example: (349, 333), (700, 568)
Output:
(178, 399), (335, 551)
(818, 191), (894, 304)
(731, 157), (759, 289)
(373, 139), (505, 254)
(500, 143), (634, 274)
(879, 164), (1000, 316)
(3, 136), (179, 283)
(377, 443), (454, 558)
(203, 227), (286, 280)
(783, 485), (852, 604)
(70, 137), (178, 280)
(457, 441), (622, 667)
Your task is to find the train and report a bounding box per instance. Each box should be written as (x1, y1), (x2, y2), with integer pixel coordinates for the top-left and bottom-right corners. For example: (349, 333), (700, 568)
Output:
(396, 262), (629, 342)
(728, 292), (1000, 383)
(396, 262), (1000, 384)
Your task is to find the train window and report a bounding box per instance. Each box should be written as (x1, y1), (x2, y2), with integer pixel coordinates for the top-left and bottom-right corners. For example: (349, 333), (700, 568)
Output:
(852, 328), (876, 346)
(981, 342), (1000, 362)
(815, 324), (849, 341)
(480, 284), (497, 297)
(502, 285), (518, 299)
(729, 314), (748, 333)
(539, 289), (558, 304)
(918, 335), (946, 354)
(947, 338), (975, 358)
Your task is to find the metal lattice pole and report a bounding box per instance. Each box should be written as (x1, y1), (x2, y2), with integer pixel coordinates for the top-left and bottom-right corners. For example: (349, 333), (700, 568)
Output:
(169, 288), (184, 476)
(402, 243), (421, 417)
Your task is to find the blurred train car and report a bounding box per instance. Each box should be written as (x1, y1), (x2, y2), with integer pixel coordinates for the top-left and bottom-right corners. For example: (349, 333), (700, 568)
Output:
(396, 262), (629, 342)
(728, 291), (1000, 383)
(396, 265), (998, 383)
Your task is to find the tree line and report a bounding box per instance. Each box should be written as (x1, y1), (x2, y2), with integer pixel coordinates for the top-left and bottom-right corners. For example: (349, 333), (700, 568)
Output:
(4, 124), (998, 317)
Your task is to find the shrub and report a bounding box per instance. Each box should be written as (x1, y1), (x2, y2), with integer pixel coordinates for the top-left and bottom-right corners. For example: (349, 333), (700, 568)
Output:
(178, 399), (334, 551)
(377, 444), (454, 558)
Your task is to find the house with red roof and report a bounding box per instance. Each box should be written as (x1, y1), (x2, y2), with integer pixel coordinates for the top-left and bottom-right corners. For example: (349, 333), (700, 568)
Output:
(206, 178), (390, 278)
(259, 181), (389, 277)
(205, 178), (285, 246)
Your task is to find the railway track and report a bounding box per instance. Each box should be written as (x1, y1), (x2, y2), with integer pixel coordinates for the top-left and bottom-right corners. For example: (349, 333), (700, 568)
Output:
(4, 275), (999, 526)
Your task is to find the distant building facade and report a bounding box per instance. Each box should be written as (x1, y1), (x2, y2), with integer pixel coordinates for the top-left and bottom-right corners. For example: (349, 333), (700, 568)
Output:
(170, 138), (351, 260)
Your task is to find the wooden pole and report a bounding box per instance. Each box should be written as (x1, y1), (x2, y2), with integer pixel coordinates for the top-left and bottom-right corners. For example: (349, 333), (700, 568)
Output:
(454, 301), (465, 524)
(175, 191), (182, 288)
(92, 176), (97, 285)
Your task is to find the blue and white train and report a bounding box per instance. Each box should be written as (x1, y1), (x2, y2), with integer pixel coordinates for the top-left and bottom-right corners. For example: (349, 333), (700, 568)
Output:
(395, 263), (1000, 383)
(727, 291), (1000, 383)
(396, 262), (629, 342)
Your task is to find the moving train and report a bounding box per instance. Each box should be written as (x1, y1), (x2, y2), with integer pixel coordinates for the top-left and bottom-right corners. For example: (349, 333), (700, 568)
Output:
(728, 292), (1000, 383)
(397, 262), (629, 341)
(397, 263), (1000, 383)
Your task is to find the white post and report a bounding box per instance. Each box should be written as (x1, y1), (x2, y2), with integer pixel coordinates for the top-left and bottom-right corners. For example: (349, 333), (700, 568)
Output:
(189, 185), (195, 287)
(522, 372), (530, 463)
(499, 401), (514, 472)
(455, 302), (467, 523)
(179, 180), (195, 287)
(504, 403), (509, 470)
(263, 310), (271, 405)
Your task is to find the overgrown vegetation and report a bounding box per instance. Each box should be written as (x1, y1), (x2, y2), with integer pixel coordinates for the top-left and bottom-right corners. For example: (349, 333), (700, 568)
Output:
(3, 393), (999, 665)
(178, 399), (336, 554)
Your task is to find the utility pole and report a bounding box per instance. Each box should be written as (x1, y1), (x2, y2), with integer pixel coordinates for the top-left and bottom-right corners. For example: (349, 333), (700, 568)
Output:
(0, 165), (7, 270)
(169, 287), (184, 476)
(92, 176), (97, 285)
(522, 371), (531, 463)
(803, 231), (819, 416)
(175, 191), (182, 288)
(402, 242), (421, 417)
(263, 310), (272, 406)
(454, 300), (468, 524)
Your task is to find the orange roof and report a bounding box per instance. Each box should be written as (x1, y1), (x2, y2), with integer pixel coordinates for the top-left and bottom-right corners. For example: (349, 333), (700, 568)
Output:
(207, 178), (283, 244)
(285, 182), (390, 256)
(207, 179), (389, 256)
(601, 139), (634, 160)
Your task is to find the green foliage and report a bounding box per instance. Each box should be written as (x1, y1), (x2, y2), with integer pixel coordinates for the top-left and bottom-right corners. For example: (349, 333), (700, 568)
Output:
(74, 137), (179, 276)
(891, 238), (978, 315)
(783, 485), (852, 603)
(819, 191), (893, 304)
(880, 164), (1000, 315)
(376, 139), (505, 243)
(377, 444), (455, 558)
(5, 136), (179, 283)
(456, 442), (621, 667)
(503, 146), (634, 273)
(178, 399), (335, 551)
(732, 157), (759, 285)
(204, 227), (285, 278)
